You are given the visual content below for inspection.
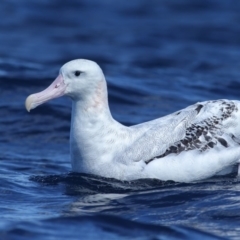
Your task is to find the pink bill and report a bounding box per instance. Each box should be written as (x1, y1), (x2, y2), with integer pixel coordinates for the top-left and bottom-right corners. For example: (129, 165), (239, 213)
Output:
(25, 74), (66, 112)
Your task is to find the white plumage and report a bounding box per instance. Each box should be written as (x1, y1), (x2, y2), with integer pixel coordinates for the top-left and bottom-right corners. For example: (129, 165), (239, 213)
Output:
(25, 59), (240, 182)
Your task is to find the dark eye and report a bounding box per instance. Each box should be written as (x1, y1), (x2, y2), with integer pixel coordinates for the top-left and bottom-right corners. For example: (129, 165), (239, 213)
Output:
(74, 70), (81, 77)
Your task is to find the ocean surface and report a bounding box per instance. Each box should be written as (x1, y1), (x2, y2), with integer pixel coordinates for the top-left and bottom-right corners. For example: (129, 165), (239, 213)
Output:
(1, 0), (240, 239)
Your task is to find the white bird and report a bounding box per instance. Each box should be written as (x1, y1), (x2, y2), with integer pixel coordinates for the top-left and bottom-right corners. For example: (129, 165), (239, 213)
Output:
(25, 59), (240, 182)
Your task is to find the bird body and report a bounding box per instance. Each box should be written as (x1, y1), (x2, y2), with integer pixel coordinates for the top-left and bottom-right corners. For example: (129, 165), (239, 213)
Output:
(25, 59), (240, 182)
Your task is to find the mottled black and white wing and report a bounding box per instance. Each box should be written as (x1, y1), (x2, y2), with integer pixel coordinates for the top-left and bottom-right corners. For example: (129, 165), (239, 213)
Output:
(145, 100), (240, 164)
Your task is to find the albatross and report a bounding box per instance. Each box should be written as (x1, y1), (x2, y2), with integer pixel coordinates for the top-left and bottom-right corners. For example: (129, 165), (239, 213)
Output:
(25, 59), (240, 182)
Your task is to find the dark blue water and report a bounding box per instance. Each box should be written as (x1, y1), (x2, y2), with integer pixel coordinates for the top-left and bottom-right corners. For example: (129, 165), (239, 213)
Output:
(1, 0), (240, 239)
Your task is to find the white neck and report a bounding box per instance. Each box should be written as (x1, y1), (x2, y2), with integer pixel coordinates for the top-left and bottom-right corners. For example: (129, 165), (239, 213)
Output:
(69, 80), (127, 174)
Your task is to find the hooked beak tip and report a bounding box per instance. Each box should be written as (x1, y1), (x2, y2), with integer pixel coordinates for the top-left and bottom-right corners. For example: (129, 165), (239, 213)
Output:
(25, 94), (34, 112)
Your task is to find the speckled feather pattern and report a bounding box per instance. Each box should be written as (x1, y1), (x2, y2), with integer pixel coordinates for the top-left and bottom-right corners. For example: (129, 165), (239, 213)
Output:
(146, 100), (240, 164)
